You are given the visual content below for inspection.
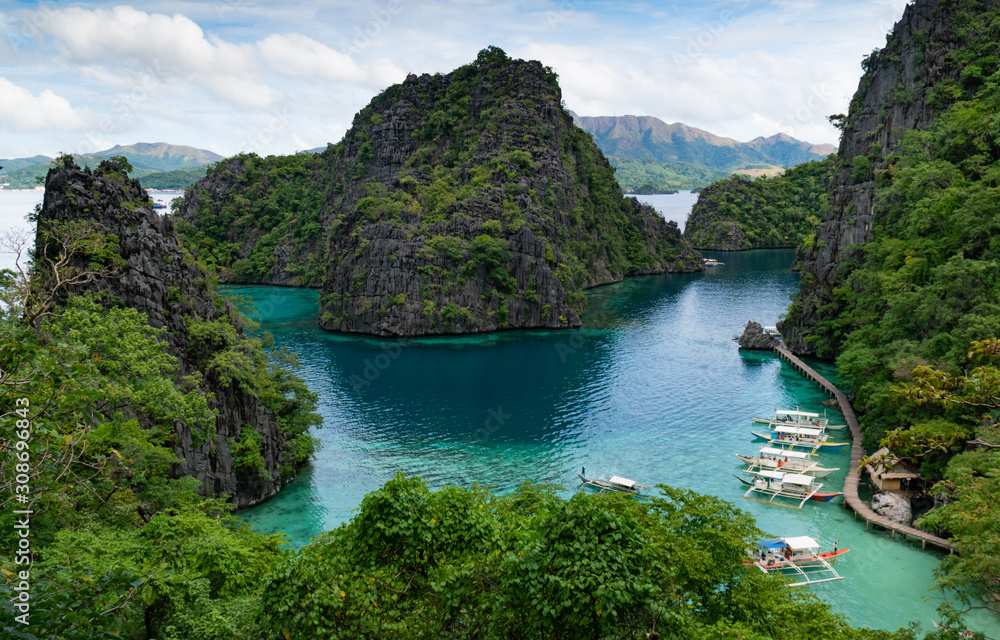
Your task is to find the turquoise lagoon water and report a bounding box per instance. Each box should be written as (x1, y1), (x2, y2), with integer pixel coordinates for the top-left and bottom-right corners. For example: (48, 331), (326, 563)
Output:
(233, 250), (996, 636)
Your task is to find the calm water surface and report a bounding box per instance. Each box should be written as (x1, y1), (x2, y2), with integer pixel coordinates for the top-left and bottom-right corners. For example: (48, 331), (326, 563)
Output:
(635, 191), (699, 231)
(234, 250), (999, 636)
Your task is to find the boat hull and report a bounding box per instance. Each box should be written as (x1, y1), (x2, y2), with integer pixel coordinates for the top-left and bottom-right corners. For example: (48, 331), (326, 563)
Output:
(746, 548), (850, 570)
(751, 430), (849, 450)
(735, 454), (838, 477)
(735, 475), (843, 502)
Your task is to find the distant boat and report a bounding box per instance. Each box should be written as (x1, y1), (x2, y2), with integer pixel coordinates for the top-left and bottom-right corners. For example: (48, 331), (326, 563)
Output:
(703, 258), (724, 266)
(152, 199), (168, 209)
(578, 473), (651, 498)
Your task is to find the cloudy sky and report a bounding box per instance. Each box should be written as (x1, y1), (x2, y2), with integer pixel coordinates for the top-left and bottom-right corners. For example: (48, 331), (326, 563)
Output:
(0, 0), (910, 160)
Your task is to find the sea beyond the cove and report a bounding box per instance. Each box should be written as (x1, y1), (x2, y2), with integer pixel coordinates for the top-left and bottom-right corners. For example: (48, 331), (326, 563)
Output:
(230, 241), (1000, 637)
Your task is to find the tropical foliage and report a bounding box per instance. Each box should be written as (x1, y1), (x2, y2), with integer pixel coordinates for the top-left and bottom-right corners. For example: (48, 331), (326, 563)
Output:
(685, 157), (833, 249)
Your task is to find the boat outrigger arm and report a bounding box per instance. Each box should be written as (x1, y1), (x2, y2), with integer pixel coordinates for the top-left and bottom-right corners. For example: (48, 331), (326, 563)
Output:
(752, 536), (845, 586)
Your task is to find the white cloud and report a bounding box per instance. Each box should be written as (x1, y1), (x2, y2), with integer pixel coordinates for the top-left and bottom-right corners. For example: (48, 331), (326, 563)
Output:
(258, 33), (405, 87)
(32, 5), (278, 110)
(0, 78), (94, 132)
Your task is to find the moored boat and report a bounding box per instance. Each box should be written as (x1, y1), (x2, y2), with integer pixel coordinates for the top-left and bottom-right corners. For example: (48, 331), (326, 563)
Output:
(747, 536), (849, 586)
(736, 470), (843, 508)
(751, 408), (846, 430)
(578, 473), (651, 498)
(736, 446), (839, 477)
(751, 426), (849, 451)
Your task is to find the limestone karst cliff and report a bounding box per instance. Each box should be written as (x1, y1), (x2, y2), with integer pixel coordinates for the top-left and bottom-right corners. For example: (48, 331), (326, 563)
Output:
(779, 0), (984, 355)
(35, 158), (318, 507)
(177, 48), (702, 337)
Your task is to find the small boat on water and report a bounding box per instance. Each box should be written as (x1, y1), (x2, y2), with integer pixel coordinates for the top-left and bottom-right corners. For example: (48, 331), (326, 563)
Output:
(751, 408), (847, 431)
(702, 258), (725, 266)
(736, 470), (843, 508)
(736, 446), (839, 477)
(748, 536), (849, 586)
(152, 199), (168, 209)
(578, 473), (651, 498)
(751, 426), (850, 451)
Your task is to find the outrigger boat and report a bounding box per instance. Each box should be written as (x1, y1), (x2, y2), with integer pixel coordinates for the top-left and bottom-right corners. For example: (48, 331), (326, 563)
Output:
(751, 409), (847, 431)
(578, 473), (651, 498)
(736, 470), (843, 508)
(751, 425), (850, 451)
(748, 536), (849, 586)
(736, 446), (839, 477)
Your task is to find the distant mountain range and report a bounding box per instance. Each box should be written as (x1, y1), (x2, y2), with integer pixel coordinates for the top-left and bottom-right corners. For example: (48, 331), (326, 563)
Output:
(571, 114), (835, 192)
(1, 143), (224, 189)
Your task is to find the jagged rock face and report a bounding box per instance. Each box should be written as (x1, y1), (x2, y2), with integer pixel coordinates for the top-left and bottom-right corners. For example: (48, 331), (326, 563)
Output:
(737, 321), (780, 350)
(37, 161), (292, 507)
(871, 491), (912, 526)
(314, 56), (700, 336)
(780, 0), (964, 354)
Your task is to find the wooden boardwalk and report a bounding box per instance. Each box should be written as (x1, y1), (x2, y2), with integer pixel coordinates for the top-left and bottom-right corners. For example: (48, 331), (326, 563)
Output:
(773, 345), (957, 554)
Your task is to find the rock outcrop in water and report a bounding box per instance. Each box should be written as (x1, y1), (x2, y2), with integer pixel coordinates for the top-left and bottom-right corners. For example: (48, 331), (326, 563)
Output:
(737, 321), (781, 350)
(177, 47), (702, 337)
(35, 159), (314, 507)
(778, 0), (974, 354)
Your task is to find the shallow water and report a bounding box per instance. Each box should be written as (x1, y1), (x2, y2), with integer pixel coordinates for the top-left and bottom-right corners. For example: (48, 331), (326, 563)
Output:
(233, 250), (1000, 636)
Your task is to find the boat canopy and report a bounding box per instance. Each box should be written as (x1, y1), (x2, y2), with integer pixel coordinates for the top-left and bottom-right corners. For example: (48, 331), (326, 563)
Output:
(760, 447), (810, 459)
(776, 409), (820, 418)
(609, 475), (635, 488)
(783, 536), (820, 550)
(774, 425), (824, 437)
(781, 473), (817, 486)
(757, 469), (785, 479)
(759, 538), (786, 549)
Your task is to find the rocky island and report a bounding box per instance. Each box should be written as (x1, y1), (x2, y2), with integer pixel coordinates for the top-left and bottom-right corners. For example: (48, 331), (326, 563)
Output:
(177, 47), (702, 337)
(33, 157), (318, 507)
(682, 157), (832, 251)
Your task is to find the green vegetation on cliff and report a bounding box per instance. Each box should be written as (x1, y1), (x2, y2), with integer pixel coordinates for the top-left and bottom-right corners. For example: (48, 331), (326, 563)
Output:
(176, 151), (327, 285)
(684, 157), (833, 250)
(177, 48), (700, 336)
(780, 0), (1000, 614)
(609, 157), (728, 193)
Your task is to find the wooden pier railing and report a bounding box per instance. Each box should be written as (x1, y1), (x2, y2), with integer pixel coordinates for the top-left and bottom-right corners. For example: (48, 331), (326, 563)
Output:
(773, 345), (957, 554)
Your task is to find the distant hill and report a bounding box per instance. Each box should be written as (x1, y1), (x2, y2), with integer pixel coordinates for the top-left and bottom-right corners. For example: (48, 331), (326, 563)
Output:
(88, 142), (223, 172)
(0, 143), (222, 189)
(572, 114), (834, 192)
(0, 155), (52, 177)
